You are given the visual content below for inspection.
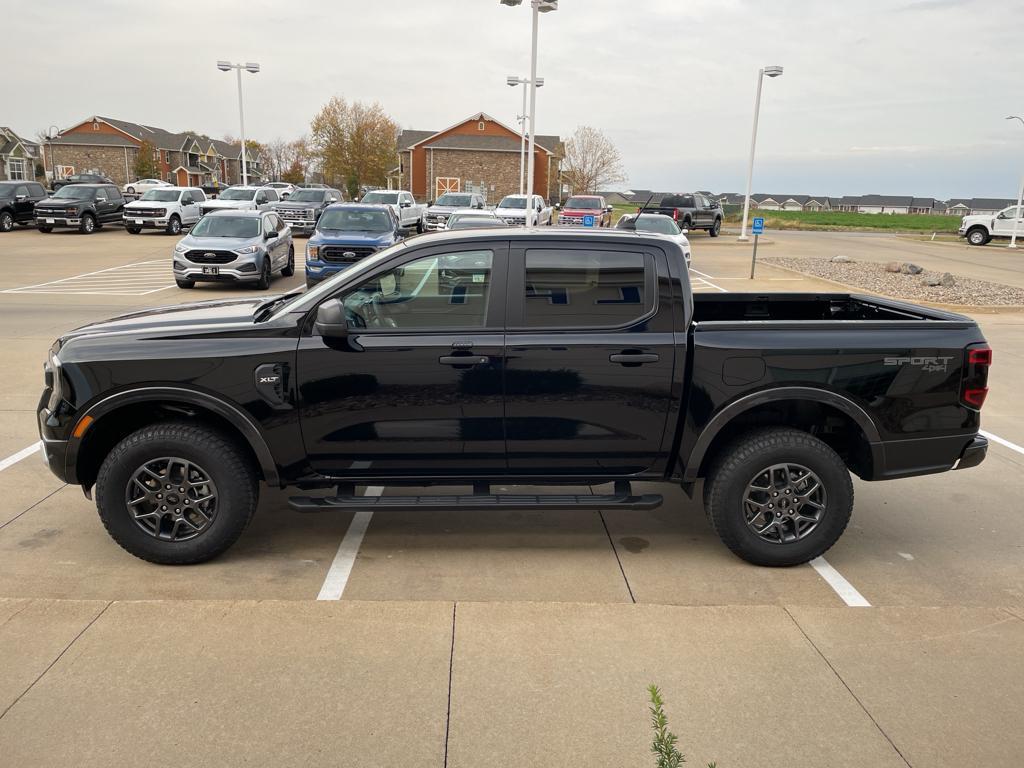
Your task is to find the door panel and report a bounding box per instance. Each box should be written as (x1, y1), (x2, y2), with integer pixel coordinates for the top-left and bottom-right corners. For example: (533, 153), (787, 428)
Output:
(297, 243), (509, 477)
(504, 244), (677, 475)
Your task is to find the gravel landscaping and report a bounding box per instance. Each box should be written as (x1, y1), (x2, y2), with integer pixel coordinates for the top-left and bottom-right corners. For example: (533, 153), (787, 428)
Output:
(762, 256), (1024, 306)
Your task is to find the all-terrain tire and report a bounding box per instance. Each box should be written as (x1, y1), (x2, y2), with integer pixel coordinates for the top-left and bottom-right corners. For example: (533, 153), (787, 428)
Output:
(966, 227), (989, 246)
(709, 217), (721, 237)
(166, 214), (181, 235)
(0, 210), (13, 232)
(703, 427), (853, 567)
(80, 213), (96, 234)
(281, 244), (295, 276)
(94, 421), (258, 564)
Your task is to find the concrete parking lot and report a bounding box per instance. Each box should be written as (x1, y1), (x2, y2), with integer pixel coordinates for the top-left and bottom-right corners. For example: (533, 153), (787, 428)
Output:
(0, 226), (1022, 766)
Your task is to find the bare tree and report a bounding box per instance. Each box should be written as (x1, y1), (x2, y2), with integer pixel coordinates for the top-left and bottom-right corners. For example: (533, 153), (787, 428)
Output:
(309, 96), (398, 198)
(561, 126), (626, 195)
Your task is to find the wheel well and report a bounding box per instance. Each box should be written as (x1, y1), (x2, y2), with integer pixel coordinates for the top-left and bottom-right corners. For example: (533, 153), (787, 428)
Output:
(697, 400), (873, 479)
(76, 401), (264, 490)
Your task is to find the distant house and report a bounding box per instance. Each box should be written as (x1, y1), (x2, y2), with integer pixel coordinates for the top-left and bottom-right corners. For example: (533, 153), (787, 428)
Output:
(856, 195), (914, 214)
(945, 199), (970, 216)
(0, 127), (40, 182)
(967, 198), (1018, 215)
(909, 197), (938, 214)
(596, 190), (632, 205)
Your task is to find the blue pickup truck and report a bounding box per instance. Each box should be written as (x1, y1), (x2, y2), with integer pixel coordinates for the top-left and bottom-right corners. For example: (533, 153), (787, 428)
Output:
(304, 203), (407, 287)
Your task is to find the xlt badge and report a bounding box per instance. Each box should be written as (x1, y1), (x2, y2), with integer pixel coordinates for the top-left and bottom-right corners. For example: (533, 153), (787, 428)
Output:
(255, 363), (291, 409)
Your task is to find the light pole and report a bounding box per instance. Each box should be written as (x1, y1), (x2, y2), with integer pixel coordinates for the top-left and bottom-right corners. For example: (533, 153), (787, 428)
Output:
(46, 124), (59, 186)
(217, 60), (260, 186)
(1007, 115), (1024, 250)
(501, 0), (558, 224)
(738, 65), (783, 241)
(507, 75), (545, 195)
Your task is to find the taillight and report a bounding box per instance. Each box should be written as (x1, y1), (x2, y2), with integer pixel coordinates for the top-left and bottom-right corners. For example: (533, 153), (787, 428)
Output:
(961, 343), (992, 409)
(672, 209), (679, 221)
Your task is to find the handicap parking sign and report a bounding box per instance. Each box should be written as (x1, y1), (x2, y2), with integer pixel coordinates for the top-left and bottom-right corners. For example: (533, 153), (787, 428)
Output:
(583, 214), (595, 227)
(752, 217), (765, 235)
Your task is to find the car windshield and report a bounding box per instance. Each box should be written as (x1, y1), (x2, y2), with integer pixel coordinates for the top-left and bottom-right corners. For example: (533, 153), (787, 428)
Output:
(498, 196), (527, 209)
(190, 216), (261, 238)
(436, 193), (472, 206)
(565, 197), (601, 209)
(318, 208), (392, 232)
(219, 188), (257, 201)
(361, 191), (399, 204)
(53, 186), (95, 199)
(633, 215), (680, 235)
(288, 189), (327, 203)
(140, 190), (180, 202)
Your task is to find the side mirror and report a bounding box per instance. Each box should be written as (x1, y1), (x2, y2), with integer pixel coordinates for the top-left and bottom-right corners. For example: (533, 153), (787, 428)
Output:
(427, 200), (434, 206)
(605, 206), (613, 212)
(15, 194), (26, 201)
(400, 200), (411, 208)
(681, 228), (689, 235)
(265, 230), (277, 240)
(555, 203), (561, 210)
(96, 196), (107, 202)
(328, 197), (337, 203)
(314, 299), (349, 338)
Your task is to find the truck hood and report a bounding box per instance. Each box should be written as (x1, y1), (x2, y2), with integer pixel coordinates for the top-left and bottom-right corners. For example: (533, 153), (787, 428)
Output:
(310, 231), (395, 247)
(273, 203), (317, 211)
(58, 296), (271, 346)
(125, 199), (174, 210)
(960, 214), (992, 225)
(427, 205), (462, 215)
(495, 208), (527, 217)
(202, 199), (255, 210)
(559, 208), (602, 216)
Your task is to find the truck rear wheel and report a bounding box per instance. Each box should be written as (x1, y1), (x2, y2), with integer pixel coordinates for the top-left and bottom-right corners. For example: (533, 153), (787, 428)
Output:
(966, 227), (989, 246)
(94, 421), (258, 564)
(703, 427), (853, 567)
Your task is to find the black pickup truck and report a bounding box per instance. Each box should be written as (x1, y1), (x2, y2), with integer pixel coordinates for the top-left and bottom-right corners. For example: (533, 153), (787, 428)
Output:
(645, 193), (723, 236)
(37, 229), (991, 566)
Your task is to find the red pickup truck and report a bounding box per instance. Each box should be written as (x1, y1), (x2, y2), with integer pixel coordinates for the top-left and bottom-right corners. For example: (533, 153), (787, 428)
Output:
(556, 195), (613, 227)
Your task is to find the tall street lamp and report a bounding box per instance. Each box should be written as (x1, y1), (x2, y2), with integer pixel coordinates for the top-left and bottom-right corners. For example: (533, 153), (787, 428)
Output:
(507, 75), (545, 195)
(46, 124), (59, 186)
(501, 0), (558, 224)
(217, 60), (260, 185)
(1007, 115), (1024, 250)
(738, 64), (783, 241)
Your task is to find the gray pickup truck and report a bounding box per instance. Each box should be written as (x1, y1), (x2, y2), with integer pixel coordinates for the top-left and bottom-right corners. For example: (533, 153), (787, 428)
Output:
(647, 193), (723, 236)
(271, 187), (344, 235)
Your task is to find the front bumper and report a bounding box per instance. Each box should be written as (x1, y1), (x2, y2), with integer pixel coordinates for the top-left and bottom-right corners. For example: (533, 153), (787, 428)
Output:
(305, 260), (352, 284)
(174, 256), (261, 283)
(36, 215), (81, 228)
(124, 216), (171, 229)
(38, 406), (72, 483)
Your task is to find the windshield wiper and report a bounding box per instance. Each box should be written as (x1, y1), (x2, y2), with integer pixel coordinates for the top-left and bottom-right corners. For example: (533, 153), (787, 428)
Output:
(254, 288), (305, 321)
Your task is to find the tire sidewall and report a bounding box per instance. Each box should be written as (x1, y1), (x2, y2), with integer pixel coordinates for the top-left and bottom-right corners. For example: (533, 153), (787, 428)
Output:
(167, 215), (181, 235)
(0, 211), (12, 232)
(707, 432), (852, 566)
(81, 214), (95, 234)
(95, 427), (255, 563)
(968, 229), (987, 246)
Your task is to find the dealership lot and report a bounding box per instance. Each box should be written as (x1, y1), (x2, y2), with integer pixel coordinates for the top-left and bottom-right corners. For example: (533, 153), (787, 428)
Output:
(1, 228), (1023, 766)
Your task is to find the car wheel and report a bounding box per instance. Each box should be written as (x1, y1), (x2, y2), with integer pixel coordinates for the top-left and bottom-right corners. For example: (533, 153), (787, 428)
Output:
(703, 427), (853, 567)
(709, 218), (721, 237)
(0, 211), (13, 232)
(80, 214), (96, 234)
(127, 226), (142, 235)
(38, 225), (53, 233)
(94, 421), (258, 564)
(127, 186), (135, 195)
(967, 228), (989, 246)
(175, 278), (195, 289)
(416, 218), (425, 234)
(166, 215), (181, 235)
(255, 257), (272, 290)
(281, 245), (295, 277)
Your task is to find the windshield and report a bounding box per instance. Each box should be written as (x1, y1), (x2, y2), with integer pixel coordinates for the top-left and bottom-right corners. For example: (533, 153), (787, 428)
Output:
(318, 208), (392, 232)
(140, 190), (180, 202)
(565, 197), (601, 209)
(498, 196), (527, 209)
(289, 189), (327, 203)
(633, 215), (680, 235)
(435, 193), (472, 207)
(361, 191), (399, 205)
(218, 188), (257, 201)
(53, 186), (95, 199)
(190, 216), (261, 238)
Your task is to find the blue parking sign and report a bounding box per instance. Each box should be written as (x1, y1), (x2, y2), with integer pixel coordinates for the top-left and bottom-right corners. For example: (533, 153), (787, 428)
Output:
(752, 217), (765, 235)
(583, 214), (595, 227)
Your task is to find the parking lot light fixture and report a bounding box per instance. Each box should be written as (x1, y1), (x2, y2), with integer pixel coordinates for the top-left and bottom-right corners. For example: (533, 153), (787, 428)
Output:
(1007, 116), (1024, 249)
(508, 75), (545, 195)
(217, 60), (261, 186)
(738, 65), (784, 242)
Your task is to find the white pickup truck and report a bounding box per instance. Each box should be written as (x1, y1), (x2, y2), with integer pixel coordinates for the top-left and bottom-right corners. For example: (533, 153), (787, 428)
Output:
(959, 204), (1024, 245)
(360, 190), (426, 233)
(122, 186), (206, 235)
(495, 193), (553, 226)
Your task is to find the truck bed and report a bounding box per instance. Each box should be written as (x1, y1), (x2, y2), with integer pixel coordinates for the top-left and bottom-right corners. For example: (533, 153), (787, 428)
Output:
(691, 293), (973, 326)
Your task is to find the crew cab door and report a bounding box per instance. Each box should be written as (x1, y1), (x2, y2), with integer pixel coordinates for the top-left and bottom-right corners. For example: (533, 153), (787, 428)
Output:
(399, 191), (416, 226)
(503, 240), (677, 475)
(992, 206), (1024, 237)
(296, 242), (508, 477)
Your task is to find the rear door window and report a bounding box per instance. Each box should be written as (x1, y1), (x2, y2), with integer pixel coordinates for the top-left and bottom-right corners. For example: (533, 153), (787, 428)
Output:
(519, 248), (654, 328)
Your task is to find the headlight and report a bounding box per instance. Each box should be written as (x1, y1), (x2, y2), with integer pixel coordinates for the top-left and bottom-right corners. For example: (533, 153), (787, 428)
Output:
(174, 242), (189, 253)
(307, 244), (319, 259)
(65, 207), (78, 215)
(235, 244), (260, 254)
(155, 208), (167, 217)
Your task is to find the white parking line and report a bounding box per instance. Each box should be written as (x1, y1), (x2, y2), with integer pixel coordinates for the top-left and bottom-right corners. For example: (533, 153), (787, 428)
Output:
(810, 556), (871, 607)
(2, 259), (173, 296)
(0, 442), (41, 472)
(316, 489), (380, 600)
(689, 269), (728, 292)
(981, 429), (1024, 457)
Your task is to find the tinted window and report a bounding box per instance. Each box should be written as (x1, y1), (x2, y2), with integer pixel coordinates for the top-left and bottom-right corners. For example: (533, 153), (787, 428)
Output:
(522, 249), (651, 328)
(661, 195), (694, 208)
(362, 191), (399, 205)
(289, 189), (327, 203)
(192, 189), (206, 202)
(30, 184), (46, 196)
(342, 250), (493, 330)
(318, 208), (393, 232)
(14, 185), (28, 197)
(265, 189), (279, 201)
(141, 189), (180, 202)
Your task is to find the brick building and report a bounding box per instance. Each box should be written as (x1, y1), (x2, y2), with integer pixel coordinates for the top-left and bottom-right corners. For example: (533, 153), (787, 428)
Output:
(41, 116), (261, 188)
(396, 112), (561, 204)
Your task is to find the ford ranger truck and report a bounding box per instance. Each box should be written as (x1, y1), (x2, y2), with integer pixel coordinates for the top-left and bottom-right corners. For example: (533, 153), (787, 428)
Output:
(38, 229), (990, 567)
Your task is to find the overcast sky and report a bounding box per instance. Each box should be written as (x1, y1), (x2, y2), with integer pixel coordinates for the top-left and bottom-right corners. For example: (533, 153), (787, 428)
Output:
(9, 0), (1024, 198)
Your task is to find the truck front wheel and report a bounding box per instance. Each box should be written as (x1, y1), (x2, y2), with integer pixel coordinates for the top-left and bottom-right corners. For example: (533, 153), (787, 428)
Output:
(709, 218), (721, 237)
(94, 421), (258, 564)
(966, 227), (989, 246)
(703, 428), (853, 567)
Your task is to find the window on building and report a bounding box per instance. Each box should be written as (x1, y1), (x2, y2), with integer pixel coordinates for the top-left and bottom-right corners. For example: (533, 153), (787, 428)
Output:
(92, 122), (99, 131)
(478, 121), (485, 131)
(521, 249), (653, 329)
(7, 158), (26, 180)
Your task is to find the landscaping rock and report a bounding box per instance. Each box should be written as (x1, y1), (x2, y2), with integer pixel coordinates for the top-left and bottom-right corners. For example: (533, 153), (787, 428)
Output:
(900, 263), (923, 275)
(885, 261), (902, 273)
(831, 255), (852, 263)
(922, 276), (942, 287)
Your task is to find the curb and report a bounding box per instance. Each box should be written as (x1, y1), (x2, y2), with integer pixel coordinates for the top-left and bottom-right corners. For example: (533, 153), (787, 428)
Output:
(759, 260), (1024, 314)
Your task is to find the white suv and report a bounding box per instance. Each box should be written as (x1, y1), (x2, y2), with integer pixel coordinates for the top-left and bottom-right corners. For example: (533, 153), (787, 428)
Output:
(200, 186), (279, 216)
(123, 186), (206, 235)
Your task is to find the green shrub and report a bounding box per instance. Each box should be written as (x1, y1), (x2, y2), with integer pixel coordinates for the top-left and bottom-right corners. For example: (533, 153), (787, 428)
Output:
(648, 684), (717, 768)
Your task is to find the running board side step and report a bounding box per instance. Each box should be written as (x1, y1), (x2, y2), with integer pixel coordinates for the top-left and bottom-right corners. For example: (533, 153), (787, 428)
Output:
(288, 482), (663, 512)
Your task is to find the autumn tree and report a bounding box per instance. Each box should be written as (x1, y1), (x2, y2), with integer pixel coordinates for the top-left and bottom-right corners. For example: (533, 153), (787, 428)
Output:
(309, 97), (398, 199)
(133, 139), (158, 180)
(281, 159), (306, 185)
(561, 125), (626, 195)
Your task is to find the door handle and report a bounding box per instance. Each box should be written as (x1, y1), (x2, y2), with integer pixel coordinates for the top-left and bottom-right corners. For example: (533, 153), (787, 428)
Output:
(439, 354), (490, 367)
(609, 352), (659, 365)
